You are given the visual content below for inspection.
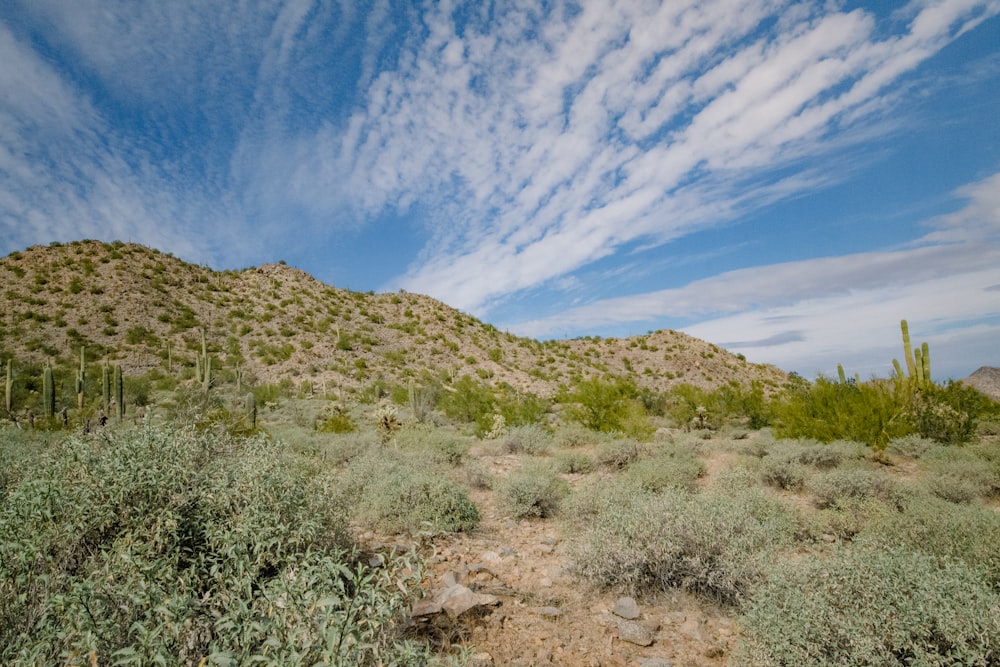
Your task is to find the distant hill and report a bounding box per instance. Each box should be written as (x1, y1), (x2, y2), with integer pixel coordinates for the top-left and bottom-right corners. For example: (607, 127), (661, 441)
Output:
(962, 367), (1000, 402)
(0, 240), (787, 397)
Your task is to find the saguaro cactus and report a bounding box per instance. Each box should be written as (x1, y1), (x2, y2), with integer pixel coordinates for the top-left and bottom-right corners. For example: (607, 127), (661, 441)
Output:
(5, 358), (12, 414)
(42, 364), (55, 418)
(894, 319), (931, 389)
(76, 346), (86, 411)
(113, 364), (124, 420)
(195, 329), (211, 392)
(245, 391), (256, 430)
(101, 361), (111, 412)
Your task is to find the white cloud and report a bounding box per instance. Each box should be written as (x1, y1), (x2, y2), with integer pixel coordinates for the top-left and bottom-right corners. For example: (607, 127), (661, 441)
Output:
(508, 169), (1000, 379)
(267, 0), (998, 313)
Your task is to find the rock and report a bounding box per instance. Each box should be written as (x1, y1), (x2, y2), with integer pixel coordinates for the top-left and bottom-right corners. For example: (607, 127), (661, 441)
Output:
(439, 584), (500, 618)
(538, 577), (553, 587)
(679, 616), (704, 641)
(469, 652), (495, 667)
(639, 659), (673, 667)
(664, 611), (687, 624)
(411, 598), (442, 617)
(442, 571), (462, 588)
(616, 619), (655, 646)
(540, 535), (559, 546)
(612, 596), (640, 620)
(527, 606), (563, 618)
(480, 550), (502, 564)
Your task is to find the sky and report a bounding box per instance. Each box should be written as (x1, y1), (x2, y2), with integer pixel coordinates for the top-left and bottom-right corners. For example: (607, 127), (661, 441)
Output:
(1, 1), (999, 381)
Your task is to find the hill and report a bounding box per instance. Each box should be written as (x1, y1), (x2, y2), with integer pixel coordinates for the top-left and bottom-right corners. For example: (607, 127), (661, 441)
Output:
(0, 240), (787, 398)
(962, 367), (1000, 402)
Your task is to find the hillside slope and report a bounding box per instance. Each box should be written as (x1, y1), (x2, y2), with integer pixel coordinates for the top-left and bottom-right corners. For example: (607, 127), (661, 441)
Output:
(0, 240), (787, 397)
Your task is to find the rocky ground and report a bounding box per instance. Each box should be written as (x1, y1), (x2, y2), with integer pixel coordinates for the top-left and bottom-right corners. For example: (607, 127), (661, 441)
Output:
(356, 449), (742, 667)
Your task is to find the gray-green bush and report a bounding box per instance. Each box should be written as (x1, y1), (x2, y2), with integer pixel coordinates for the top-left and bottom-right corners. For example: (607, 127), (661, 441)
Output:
(496, 463), (569, 519)
(571, 486), (799, 606)
(736, 545), (1000, 666)
(0, 425), (445, 666)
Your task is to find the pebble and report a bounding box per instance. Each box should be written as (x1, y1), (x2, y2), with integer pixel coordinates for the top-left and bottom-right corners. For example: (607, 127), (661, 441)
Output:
(616, 619), (655, 646)
(612, 596), (640, 620)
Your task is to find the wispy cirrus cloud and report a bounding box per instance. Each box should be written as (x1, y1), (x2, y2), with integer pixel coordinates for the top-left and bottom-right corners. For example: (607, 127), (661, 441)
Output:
(268, 0), (999, 314)
(510, 170), (1000, 379)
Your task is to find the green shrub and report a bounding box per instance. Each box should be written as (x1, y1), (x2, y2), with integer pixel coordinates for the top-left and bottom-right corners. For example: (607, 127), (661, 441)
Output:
(317, 409), (356, 433)
(623, 444), (705, 492)
(553, 422), (601, 448)
(772, 377), (911, 449)
(571, 486), (798, 606)
(594, 437), (646, 469)
(807, 468), (903, 509)
(438, 375), (494, 425)
(564, 376), (652, 438)
(0, 426), (447, 666)
(886, 434), (935, 458)
(909, 381), (995, 445)
(736, 545), (1000, 666)
(496, 463), (569, 519)
(344, 449), (479, 534)
(553, 451), (595, 474)
(760, 456), (808, 491)
(857, 493), (1000, 585)
(501, 424), (553, 455)
(396, 425), (469, 466)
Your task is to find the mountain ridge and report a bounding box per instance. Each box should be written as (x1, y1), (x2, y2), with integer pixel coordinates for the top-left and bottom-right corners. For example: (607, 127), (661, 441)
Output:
(1, 239), (789, 397)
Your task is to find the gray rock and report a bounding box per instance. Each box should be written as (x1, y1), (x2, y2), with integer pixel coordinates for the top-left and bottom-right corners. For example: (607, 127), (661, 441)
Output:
(469, 652), (495, 667)
(612, 596), (640, 620)
(638, 659), (673, 667)
(439, 584), (500, 618)
(527, 606), (563, 618)
(617, 619), (655, 646)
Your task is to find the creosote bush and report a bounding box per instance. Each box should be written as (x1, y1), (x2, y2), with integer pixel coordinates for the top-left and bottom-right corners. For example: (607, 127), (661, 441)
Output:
(0, 425), (448, 666)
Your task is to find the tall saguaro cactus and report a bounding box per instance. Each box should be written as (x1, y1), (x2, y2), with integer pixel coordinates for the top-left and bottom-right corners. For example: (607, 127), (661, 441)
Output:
(195, 329), (211, 392)
(245, 391), (256, 430)
(113, 364), (124, 420)
(5, 358), (12, 414)
(76, 346), (86, 411)
(894, 319), (931, 389)
(101, 361), (111, 413)
(42, 364), (55, 418)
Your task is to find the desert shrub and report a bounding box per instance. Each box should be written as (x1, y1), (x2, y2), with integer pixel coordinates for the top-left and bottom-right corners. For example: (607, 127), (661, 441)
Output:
(760, 456), (808, 491)
(923, 461), (994, 503)
(396, 425), (469, 466)
(571, 486), (798, 606)
(344, 449), (479, 534)
(857, 493), (1000, 585)
(0, 425), (446, 666)
(437, 375), (494, 426)
(806, 468), (903, 509)
(736, 545), (1000, 666)
(594, 437), (646, 469)
(553, 422), (601, 448)
(463, 459), (495, 490)
(886, 433), (936, 458)
(501, 424), (553, 455)
(564, 376), (653, 438)
(496, 387), (550, 427)
(553, 451), (595, 474)
(909, 380), (995, 445)
(496, 463), (569, 519)
(771, 377), (911, 449)
(623, 444), (705, 492)
(317, 409), (356, 433)
(665, 381), (770, 430)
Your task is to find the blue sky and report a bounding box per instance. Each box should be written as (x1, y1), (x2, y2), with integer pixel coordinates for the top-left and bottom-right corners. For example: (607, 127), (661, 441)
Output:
(1, 1), (999, 381)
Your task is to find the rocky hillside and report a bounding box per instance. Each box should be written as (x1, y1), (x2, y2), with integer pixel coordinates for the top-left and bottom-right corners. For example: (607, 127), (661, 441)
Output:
(962, 367), (1000, 402)
(0, 240), (787, 397)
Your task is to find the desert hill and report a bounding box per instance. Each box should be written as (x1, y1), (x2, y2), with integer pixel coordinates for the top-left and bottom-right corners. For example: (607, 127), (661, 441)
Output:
(0, 240), (787, 397)
(962, 366), (1000, 402)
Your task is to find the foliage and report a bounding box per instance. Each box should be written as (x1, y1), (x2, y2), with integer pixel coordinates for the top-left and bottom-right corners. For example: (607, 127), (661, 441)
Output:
(552, 451), (595, 474)
(594, 437), (646, 470)
(0, 425), (448, 666)
(736, 545), (1000, 666)
(343, 449), (479, 534)
(563, 376), (653, 438)
(571, 485), (798, 606)
(496, 463), (569, 519)
(501, 424), (553, 455)
(437, 375), (495, 427)
(317, 408), (356, 433)
(665, 381), (770, 430)
(908, 380), (995, 445)
(806, 468), (904, 509)
(771, 376), (912, 449)
(622, 443), (706, 492)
